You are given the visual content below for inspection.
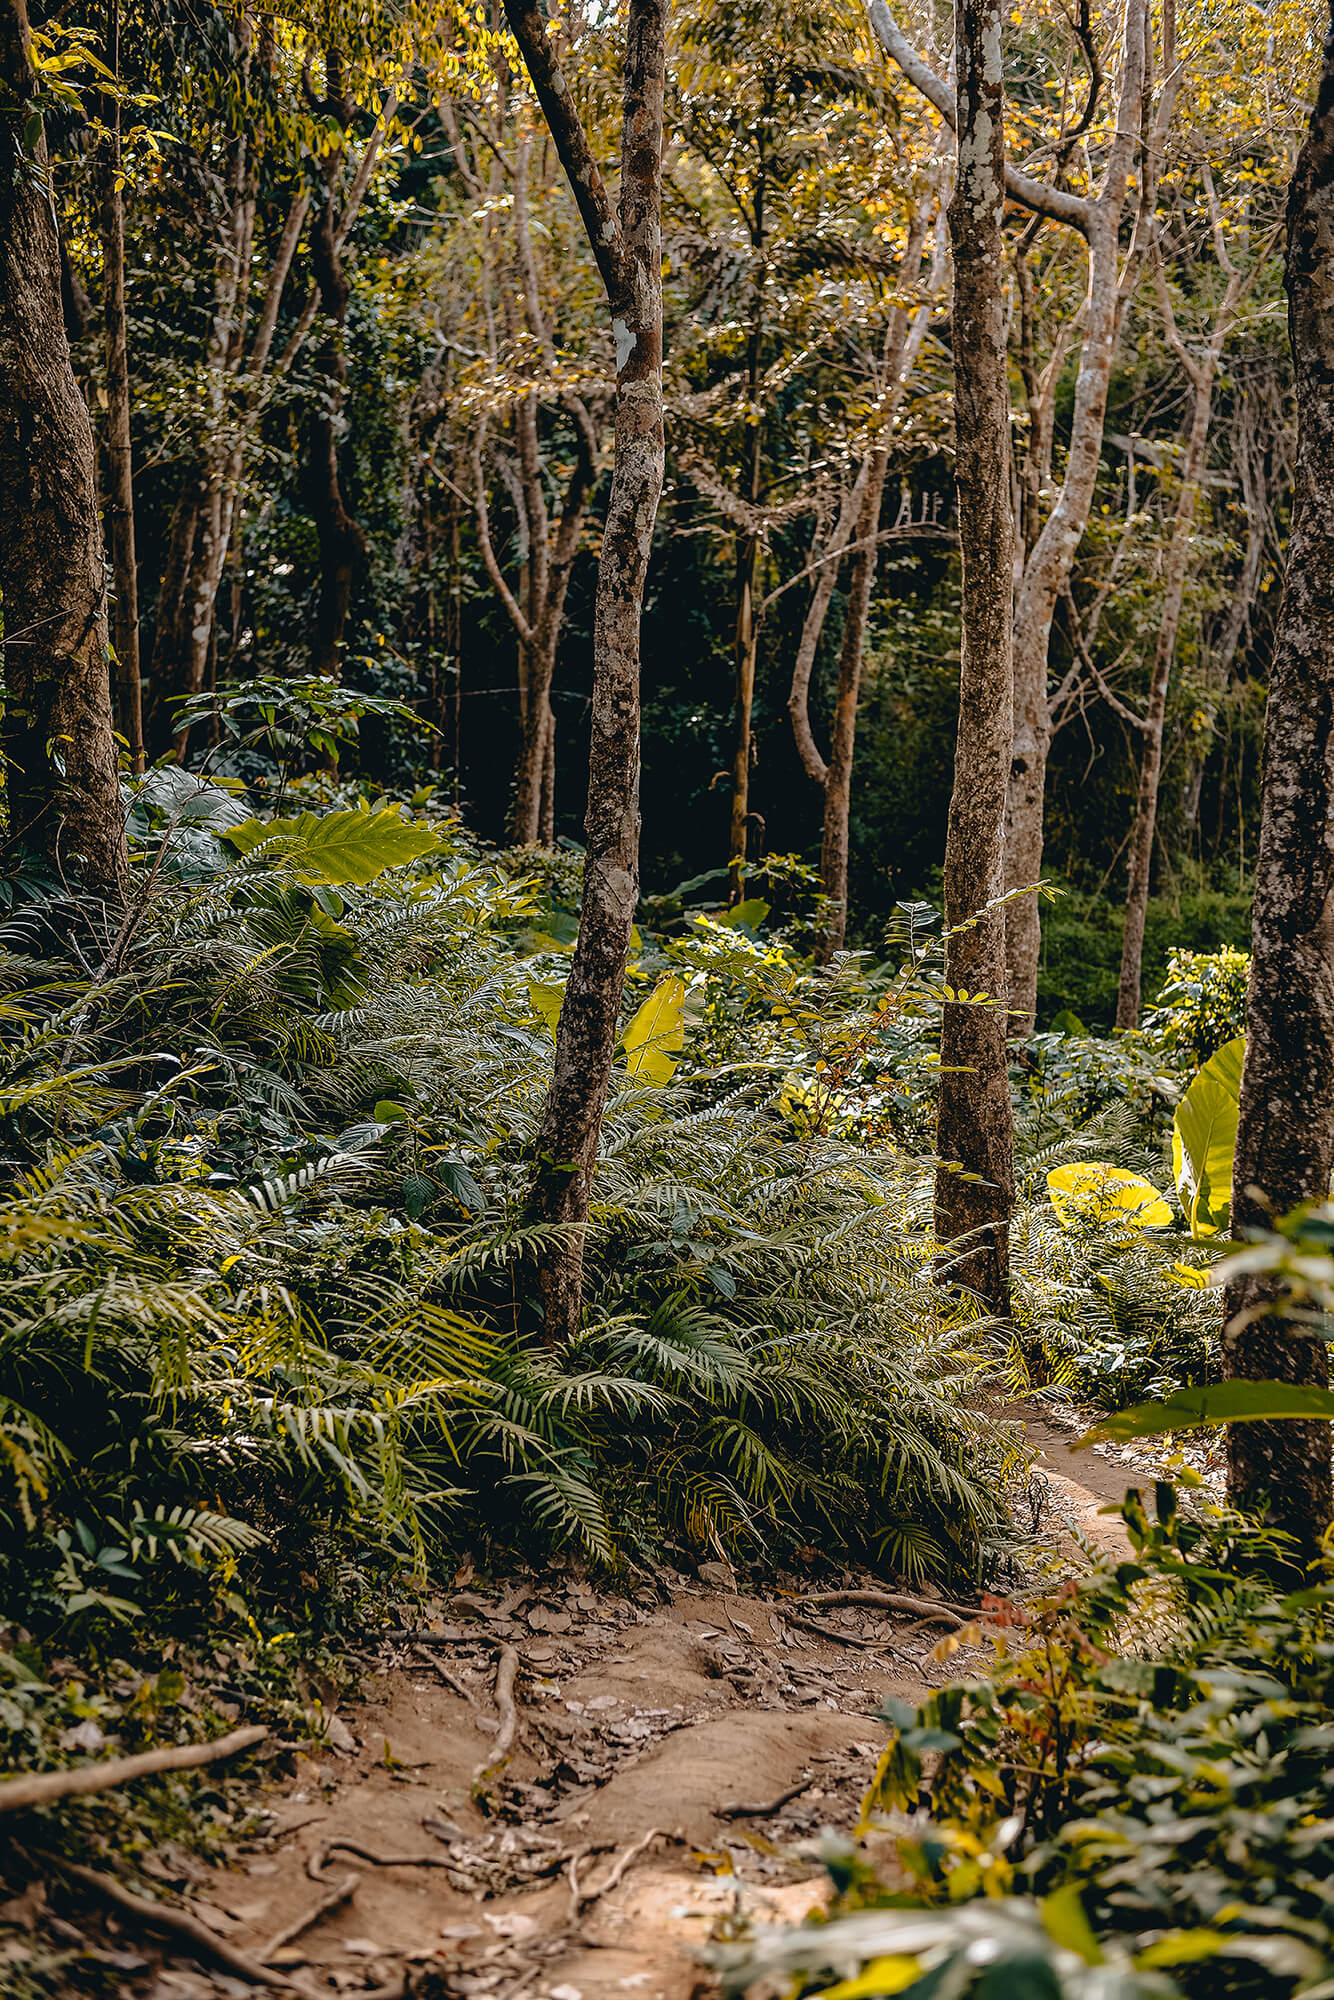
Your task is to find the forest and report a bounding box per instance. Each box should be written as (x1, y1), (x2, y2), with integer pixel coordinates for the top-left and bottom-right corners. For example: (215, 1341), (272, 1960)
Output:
(3, 0), (1334, 1993)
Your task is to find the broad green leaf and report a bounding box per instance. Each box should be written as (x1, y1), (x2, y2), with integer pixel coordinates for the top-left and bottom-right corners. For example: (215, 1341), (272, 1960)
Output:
(1040, 1886), (1103, 1967)
(528, 982), (565, 1042)
(623, 975), (686, 1086)
(1079, 1379), (1334, 1447)
(1047, 1163), (1173, 1233)
(222, 805), (441, 885)
(1134, 1930), (1228, 1969)
(1049, 1008), (1087, 1037)
(373, 1100), (408, 1124)
(1173, 1035), (1245, 1239)
(717, 898), (770, 931)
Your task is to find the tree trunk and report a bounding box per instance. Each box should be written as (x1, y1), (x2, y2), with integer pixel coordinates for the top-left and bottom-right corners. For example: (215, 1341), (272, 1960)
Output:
(1114, 357), (1220, 1028)
(727, 532), (761, 902)
(506, 0), (666, 1344)
(1002, 197), (1129, 1033)
(817, 448), (888, 960)
(308, 106), (367, 681)
(1222, 28), (1334, 1557)
(933, 0), (1016, 1318)
(0, 0), (126, 891)
(99, 0), (144, 772)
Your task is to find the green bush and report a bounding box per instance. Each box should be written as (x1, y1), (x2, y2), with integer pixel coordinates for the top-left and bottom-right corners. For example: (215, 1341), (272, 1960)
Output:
(725, 1496), (1334, 2000)
(1143, 945), (1251, 1068)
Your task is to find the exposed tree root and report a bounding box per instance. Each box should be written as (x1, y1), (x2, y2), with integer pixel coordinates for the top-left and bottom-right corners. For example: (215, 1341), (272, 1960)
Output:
(718, 1780), (814, 1819)
(473, 1644), (520, 1783)
(262, 1869), (360, 1961)
(0, 1724), (268, 1814)
(42, 1853), (305, 1991)
(798, 1589), (976, 1628)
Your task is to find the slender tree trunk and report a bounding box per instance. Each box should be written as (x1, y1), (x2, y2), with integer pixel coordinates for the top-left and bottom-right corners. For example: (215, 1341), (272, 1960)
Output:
(0, 0), (126, 891)
(308, 84), (367, 681)
(1115, 319), (1230, 1029)
(99, 0), (144, 772)
(506, 0), (666, 1343)
(727, 532), (761, 902)
(1002, 199), (1129, 1033)
(817, 448), (888, 960)
(933, 0), (1016, 1317)
(1222, 27), (1334, 1557)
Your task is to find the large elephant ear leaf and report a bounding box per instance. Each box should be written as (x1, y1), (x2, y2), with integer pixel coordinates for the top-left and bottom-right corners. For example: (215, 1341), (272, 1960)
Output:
(1047, 1162), (1173, 1233)
(622, 976), (686, 1086)
(1172, 1034), (1245, 1239)
(1079, 1378), (1334, 1446)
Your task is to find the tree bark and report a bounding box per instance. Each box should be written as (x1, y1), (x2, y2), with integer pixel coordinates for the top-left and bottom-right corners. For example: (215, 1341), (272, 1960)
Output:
(933, 0), (1016, 1318)
(1114, 305), (1235, 1028)
(99, 0), (144, 772)
(727, 528), (761, 902)
(0, 0), (126, 891)
(867, 0), (1160, 1035)
(817, 448), (888, 960)
(1222, 24), (1334, 1556)
(506, 0), (666, 1343)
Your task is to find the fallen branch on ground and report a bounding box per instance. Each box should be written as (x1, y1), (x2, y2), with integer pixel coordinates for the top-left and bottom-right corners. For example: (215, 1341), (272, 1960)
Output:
(42, 1854), (304, 1992)
(413, 1644), (484, 1707)
(798, 1589), (975, 1628)
(473, 1644), (519, 1782)
(262, 1870), (359, 1961)
(0, 1724), (268, 1814)
(719, 1780), (814, 1819)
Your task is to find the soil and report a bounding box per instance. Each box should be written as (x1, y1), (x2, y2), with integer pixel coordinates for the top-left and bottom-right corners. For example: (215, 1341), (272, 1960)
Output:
(27, 1404), (1157, 2000)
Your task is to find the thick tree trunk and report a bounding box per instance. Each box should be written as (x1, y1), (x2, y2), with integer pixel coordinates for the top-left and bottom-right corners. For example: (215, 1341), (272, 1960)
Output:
(506, 0), (666, 1343)
(1222, 28), (1334, 1557)
(0, 0), (126, 891)
(933, 0), (1016, 1318)
(99, 0), (144, 772)
(817, 449), (888, 960)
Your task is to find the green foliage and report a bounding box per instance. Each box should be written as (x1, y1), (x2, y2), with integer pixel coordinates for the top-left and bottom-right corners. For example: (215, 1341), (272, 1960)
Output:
(732, 1499), (1334, 2000)
(1172, 1035), (1244, 1238)
(1145, 947), (1252, 1068)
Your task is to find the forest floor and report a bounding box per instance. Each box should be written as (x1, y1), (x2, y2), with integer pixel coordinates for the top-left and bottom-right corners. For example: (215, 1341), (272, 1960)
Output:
(27, 1407), (1153, 2000)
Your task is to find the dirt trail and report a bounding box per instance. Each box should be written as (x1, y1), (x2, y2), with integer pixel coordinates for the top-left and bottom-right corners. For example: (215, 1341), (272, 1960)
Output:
(64, 1408), (1146, 2000)
(179, 1576), (943, 2000)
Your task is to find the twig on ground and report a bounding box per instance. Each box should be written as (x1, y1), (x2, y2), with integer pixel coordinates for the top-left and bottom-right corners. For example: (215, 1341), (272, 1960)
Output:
(262, 1870), (359, 1961)
(719, 1780), (814, 1819)
(413, 1645), (483, 1707)
(41, 1854), (304, 1991)
(0, 1724), (268, 1814)
(797, 1589), (975, 1628)
(571, 1828), (682, 1918)
(473, 1644), (519, 1782)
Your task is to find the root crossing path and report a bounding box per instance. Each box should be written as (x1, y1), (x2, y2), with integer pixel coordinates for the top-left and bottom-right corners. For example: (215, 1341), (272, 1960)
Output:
(157, 1574), (967, 2000)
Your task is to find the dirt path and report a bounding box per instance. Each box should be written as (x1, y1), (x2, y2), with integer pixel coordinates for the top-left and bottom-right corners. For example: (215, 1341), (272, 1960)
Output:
(131, 1574), (966, 2000)
(56, 1408), (1153, 2000)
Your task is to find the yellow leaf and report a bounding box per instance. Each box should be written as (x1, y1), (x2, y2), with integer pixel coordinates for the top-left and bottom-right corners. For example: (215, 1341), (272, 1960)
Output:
(528, 982), (565, 1042)
(623, 976), (686, 1086)
(1047, 1163), (1173, 1233)
(815, 1956), (924, 1999)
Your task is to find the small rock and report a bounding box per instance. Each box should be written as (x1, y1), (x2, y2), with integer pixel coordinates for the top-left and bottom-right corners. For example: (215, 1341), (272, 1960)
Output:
(695, 1561), (737, 1591)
